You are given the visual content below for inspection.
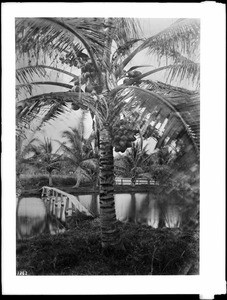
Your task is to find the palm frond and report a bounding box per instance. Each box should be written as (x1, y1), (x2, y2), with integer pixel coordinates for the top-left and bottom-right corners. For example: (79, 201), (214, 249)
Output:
(117, 18), (199, 77)
(127, 65), (153, 73)
(16, 18), (108, 73)
(16, 81), (73, 97)
(16, 91), (102, 128)
(61, 129), (83, 154)
(121, 59), (199, 88)
(112, 84), (199, 163)
(74, 166), (92, 181)
(113, 18), (142, 44)
(16, 65), (77, 85)
(146, 18), (200, 61)
(16, 65), (48, 85)
(166, 59), (200, 87)
(81, 158), (98, 171)
(37, 101), (68, 130)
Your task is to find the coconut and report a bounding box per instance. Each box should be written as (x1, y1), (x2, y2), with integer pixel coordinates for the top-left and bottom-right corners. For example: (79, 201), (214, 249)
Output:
(119, 140), (126, 147)
(114, 135), (121, 141)
(123, 78), (131, 85)
(71, 103), (80, 111)
(127, 71), (135, 78)
(121, 135), (127, 141)
(84, 72), (91, 79)
(85, 83), (94, 93)
(132, 70), (142, 77)
(84, 61), (93, 72)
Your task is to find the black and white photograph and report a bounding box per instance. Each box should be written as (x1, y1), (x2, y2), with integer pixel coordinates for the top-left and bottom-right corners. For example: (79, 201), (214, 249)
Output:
(2, 2), (226, 297)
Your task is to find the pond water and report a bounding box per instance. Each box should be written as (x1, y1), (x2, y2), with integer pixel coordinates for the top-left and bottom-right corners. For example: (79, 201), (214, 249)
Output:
(16, 193), (181, 239)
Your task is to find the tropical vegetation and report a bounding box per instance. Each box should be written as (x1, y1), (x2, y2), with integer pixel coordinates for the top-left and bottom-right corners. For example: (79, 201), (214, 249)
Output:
(28, 137), (62, 186)
(16, 17), (200, 250)
(114, 140), (154, 184)
(59, 124), (98, 188)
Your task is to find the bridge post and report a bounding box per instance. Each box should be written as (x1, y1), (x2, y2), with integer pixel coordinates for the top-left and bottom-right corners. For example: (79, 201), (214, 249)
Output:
(57, 193), (61, 219)
(65, 196), (70, 216)
(52, 190), (55, 216)
(60, 194), (66, 223)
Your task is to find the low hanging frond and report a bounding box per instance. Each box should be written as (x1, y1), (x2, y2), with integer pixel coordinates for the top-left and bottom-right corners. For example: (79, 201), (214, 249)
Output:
(16, 81), (73, 96)
(38, 101), (68, 129)
(16, 65), (48, 84)
(112, 83), (199, 164)
(16, 91), (102, 126)
(16, 65), (77, 85)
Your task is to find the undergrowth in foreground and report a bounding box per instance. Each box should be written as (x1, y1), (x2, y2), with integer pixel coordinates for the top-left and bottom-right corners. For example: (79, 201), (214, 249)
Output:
(16, 217), (199, 275)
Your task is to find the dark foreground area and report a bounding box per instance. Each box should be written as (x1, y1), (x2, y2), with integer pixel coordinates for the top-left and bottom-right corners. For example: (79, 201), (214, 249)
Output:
(16, 217), (199, 275)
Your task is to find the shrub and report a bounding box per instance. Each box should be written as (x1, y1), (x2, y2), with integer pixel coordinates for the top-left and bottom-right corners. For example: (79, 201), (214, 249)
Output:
(19, 174), (94, 190)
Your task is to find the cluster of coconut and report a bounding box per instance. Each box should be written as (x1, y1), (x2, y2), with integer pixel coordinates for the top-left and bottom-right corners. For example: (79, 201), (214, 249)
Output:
(70, 56), (100, 111)
(112, 119), (139, 153)
(123, 70), (142, 85)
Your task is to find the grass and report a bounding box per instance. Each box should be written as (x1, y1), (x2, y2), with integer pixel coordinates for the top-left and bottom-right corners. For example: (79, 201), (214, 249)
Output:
(16, 217), (199, 276)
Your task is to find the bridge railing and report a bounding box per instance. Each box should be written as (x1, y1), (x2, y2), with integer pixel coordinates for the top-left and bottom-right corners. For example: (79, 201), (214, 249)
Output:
(41, 186), (93, 224)
(115, 178), (157, 186)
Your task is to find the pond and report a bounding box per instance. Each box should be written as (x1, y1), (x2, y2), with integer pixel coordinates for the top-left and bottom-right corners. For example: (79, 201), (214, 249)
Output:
(16, 193), (181, 239)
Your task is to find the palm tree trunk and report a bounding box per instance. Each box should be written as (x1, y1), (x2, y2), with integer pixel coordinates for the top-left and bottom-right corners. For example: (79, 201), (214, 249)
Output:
(99, 125), (123, 250)
(48, 172), (53, 186)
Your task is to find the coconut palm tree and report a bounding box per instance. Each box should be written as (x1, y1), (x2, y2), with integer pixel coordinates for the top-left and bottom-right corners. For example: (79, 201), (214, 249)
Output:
(114, 140), (154, 185)
(30, 138), (62, 186)
(59, 125), (98, 188)
(15, 18), (200, 249)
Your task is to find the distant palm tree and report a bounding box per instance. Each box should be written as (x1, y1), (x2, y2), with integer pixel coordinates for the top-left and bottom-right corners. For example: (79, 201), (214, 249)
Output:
(60, 126), (98, 188)
(114, 140), (154, 185)
(31, 138), (62, 186)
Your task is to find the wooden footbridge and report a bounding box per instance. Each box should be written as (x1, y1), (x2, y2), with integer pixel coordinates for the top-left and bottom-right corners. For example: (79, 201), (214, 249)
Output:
(41, 186), (93, 224)
(40, 179), (158, 226)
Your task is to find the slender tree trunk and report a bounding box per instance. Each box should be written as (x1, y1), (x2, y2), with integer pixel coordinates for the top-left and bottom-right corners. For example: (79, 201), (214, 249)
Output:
(48, 172), (53, 186)
(99, 124), (123, 250)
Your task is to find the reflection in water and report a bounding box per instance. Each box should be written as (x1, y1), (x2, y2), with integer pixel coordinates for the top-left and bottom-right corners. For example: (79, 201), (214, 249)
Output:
(17, 197), (64, 239)
(165, 205), (181, 228)
(115, 194), (132, 222)
(16, 193), (182, 239)
(147, 194), (159, 228)
(73, 193), (180, 228)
